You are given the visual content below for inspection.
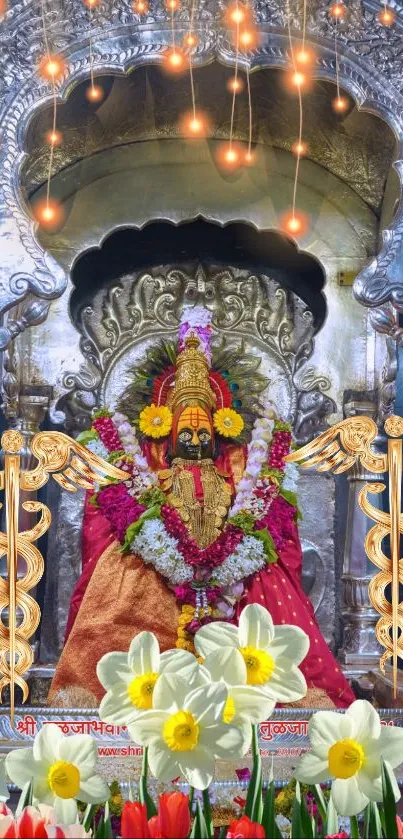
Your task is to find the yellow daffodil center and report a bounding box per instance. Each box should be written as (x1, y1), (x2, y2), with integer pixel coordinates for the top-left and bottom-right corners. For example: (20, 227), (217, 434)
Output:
(47, 760), (80, 799)
(163, 710), (200, 751)
(328, 738), (365, 779)
(223, 695), (236, 724)
(238, 646), (275, 685)
(127, 672), (159, 709)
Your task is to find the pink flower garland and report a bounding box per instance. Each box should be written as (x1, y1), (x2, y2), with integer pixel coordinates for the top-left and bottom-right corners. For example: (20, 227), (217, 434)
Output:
(162, 505), (244, 569)
(97, 483), (146, 543)
(93, 415), (123, 453)
(255, 495), (296, 553)
(268, 429), (292, 471)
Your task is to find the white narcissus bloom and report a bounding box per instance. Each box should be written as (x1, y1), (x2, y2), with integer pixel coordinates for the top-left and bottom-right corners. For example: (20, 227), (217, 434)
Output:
(202, 648), (275, 753)
(128, 675), (243, 789)
(97, 631), (200, 726)
(295, 700), (403, 816)
(5, 724), (109, 823)
(0, 760), (8, 803)
(195, 604), (308, 703)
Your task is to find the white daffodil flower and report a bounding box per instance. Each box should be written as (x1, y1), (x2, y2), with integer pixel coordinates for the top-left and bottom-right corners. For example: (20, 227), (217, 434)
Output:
(295, 699), (403, 816)
(0, 760), (9, 802)
(202, 647), (275, 753)
(97, 631), (201, 725)
(195, 603), (308, 703)
(128, 674), (243, 789)
(5, 724), (109, 823)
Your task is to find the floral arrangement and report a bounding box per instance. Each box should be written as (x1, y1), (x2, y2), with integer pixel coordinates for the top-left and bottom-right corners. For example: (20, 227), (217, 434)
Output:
(3, 605), (403, 839)
(78, 402), (299, 650)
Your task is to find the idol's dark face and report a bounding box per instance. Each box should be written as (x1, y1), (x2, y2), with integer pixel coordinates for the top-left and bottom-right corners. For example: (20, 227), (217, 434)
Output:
(173, 406), (213, 461)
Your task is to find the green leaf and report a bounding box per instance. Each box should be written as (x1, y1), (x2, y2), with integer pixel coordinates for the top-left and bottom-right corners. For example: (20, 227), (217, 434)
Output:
(82, 803), (98, 832)
(381, 759), (398, 839)
(252, 529), (279, 564)
(16, 779), (34, 815)
(95, 802), (112, 839)
(190, 801), (209, 838)
(262, 781), (283, 838)
(364, 800), (382, 839)
(279, 489), (303, 519)
(244, 726), (263, 823)
(202, 788), (214, 838)
(295, 781), (314, 839)
(350, 814), (360, 839)
(291, 782), (305, 839)
(310, 784), (327, 825)
(139, 747), (157, 819)
(77, 429), (99, 445)
(324, 795), (338, 836)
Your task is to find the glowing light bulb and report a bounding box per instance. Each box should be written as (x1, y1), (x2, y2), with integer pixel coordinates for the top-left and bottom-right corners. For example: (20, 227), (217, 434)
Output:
(165, 0), (179, 10)
(184, 32), (198, 47)
(0, 0), (8, 17)
(163, 48), (187, 73)
(295, 47), (315, 66)
(39, 55), (65, 80)
(280, 210), (309, 237)
(378, 6), (395, 24)
(46, 129), (63, 146)
(227, 76), (244, 93)
(34, 199), (63, 229)
(329, 1), (346, 18)
(229, 5), (245, 23)
(133, 0), (148, 11)
(332, 94), (348, 112)
(244, 150), (254, 164)
(216, 143), (242, 169)
(291, 71), (306, 88)
(292, 140), (308, 156)
(239, 28), (258, 48)
(84, 0), (100, 7)
(86, 84), (104, 102)
(179, 110), (210, 136)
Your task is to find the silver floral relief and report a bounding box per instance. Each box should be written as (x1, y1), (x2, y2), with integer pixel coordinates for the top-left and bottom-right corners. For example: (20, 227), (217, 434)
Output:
(58, 264), (334, 444)
(0, 0), (402, 343)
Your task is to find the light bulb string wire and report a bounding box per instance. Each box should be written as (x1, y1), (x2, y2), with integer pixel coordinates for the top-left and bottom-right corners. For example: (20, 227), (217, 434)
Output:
(286, 0), (304, 220)
(246, 63), (252, 156)
(229, 0), (240, 151)
(171, 5), (176, 51)
(188, 0), (197, 120)
(40, 0), (58, 210)
(89, 3), (95, 88)
(334, 16), (341, 99)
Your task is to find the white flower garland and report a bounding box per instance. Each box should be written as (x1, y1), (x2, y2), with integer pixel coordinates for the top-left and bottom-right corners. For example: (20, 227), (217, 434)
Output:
(129, 519), (267, 589)
(131, 519), (193, 585)
(212, 536), (267, 587)
(230, 402), (276, 516)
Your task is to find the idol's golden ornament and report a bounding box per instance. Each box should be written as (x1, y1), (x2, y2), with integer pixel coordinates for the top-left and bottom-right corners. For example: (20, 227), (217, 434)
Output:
(285, 415), (403, 698)
(0, 430), (125, 725)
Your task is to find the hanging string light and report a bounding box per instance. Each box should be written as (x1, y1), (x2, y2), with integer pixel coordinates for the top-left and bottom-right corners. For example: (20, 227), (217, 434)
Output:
(378, 2), (396, 24)
(281, 0), (309, 236)
(164, 0), (187, 73)
(330, 1), (348, 112)
(35, 0), (65, 227)
(179, 0), (208, 135)
(85, 0), (104, 102)
(219, 1), (245, 169)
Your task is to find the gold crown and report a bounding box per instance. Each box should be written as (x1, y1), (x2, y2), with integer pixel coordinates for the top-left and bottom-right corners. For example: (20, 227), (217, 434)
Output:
(168, 334), (216, 413)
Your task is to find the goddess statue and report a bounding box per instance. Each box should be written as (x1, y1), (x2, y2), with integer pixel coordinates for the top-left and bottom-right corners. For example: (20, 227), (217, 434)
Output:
(50, 306), (355, 708)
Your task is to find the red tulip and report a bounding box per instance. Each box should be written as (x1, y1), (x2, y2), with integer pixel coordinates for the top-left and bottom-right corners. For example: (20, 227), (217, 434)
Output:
(121, 802), (151, 839)
(149, 792), (190, 839)
(396, 817), (403, 839)
(226, 815), (266, 838)
(324, 833), (349, 839)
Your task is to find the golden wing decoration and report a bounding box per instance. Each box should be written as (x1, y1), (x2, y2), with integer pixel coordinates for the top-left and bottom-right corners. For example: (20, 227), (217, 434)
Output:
(285, 415), (387, 475)
(20, 431), (126, 492)
(0, 429), (126, 726)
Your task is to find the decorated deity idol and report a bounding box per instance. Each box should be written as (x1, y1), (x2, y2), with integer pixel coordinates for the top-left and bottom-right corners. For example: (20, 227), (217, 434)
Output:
(50, 306), (354, 708)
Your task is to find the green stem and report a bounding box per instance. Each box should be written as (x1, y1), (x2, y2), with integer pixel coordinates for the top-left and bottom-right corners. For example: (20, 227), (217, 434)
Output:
(252, 723), (259, 760)
(202, 788), (213, 838)
(350, 815), (360, 839)
(141, 746), (148, 779)
(188, 786), (195, 813)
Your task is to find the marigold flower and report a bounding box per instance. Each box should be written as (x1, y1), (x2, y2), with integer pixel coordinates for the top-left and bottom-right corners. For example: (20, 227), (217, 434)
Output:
(213, 408), (244, 438)
(139, 404), (173, 438)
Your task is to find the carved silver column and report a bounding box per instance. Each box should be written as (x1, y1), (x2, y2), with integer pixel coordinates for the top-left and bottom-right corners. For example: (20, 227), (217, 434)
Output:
(338, 398), (383, 677)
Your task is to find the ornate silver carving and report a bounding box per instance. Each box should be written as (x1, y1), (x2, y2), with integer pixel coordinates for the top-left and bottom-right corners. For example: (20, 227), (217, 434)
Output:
(0, 0), (402, 343)
(59, 264), (334, 443)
